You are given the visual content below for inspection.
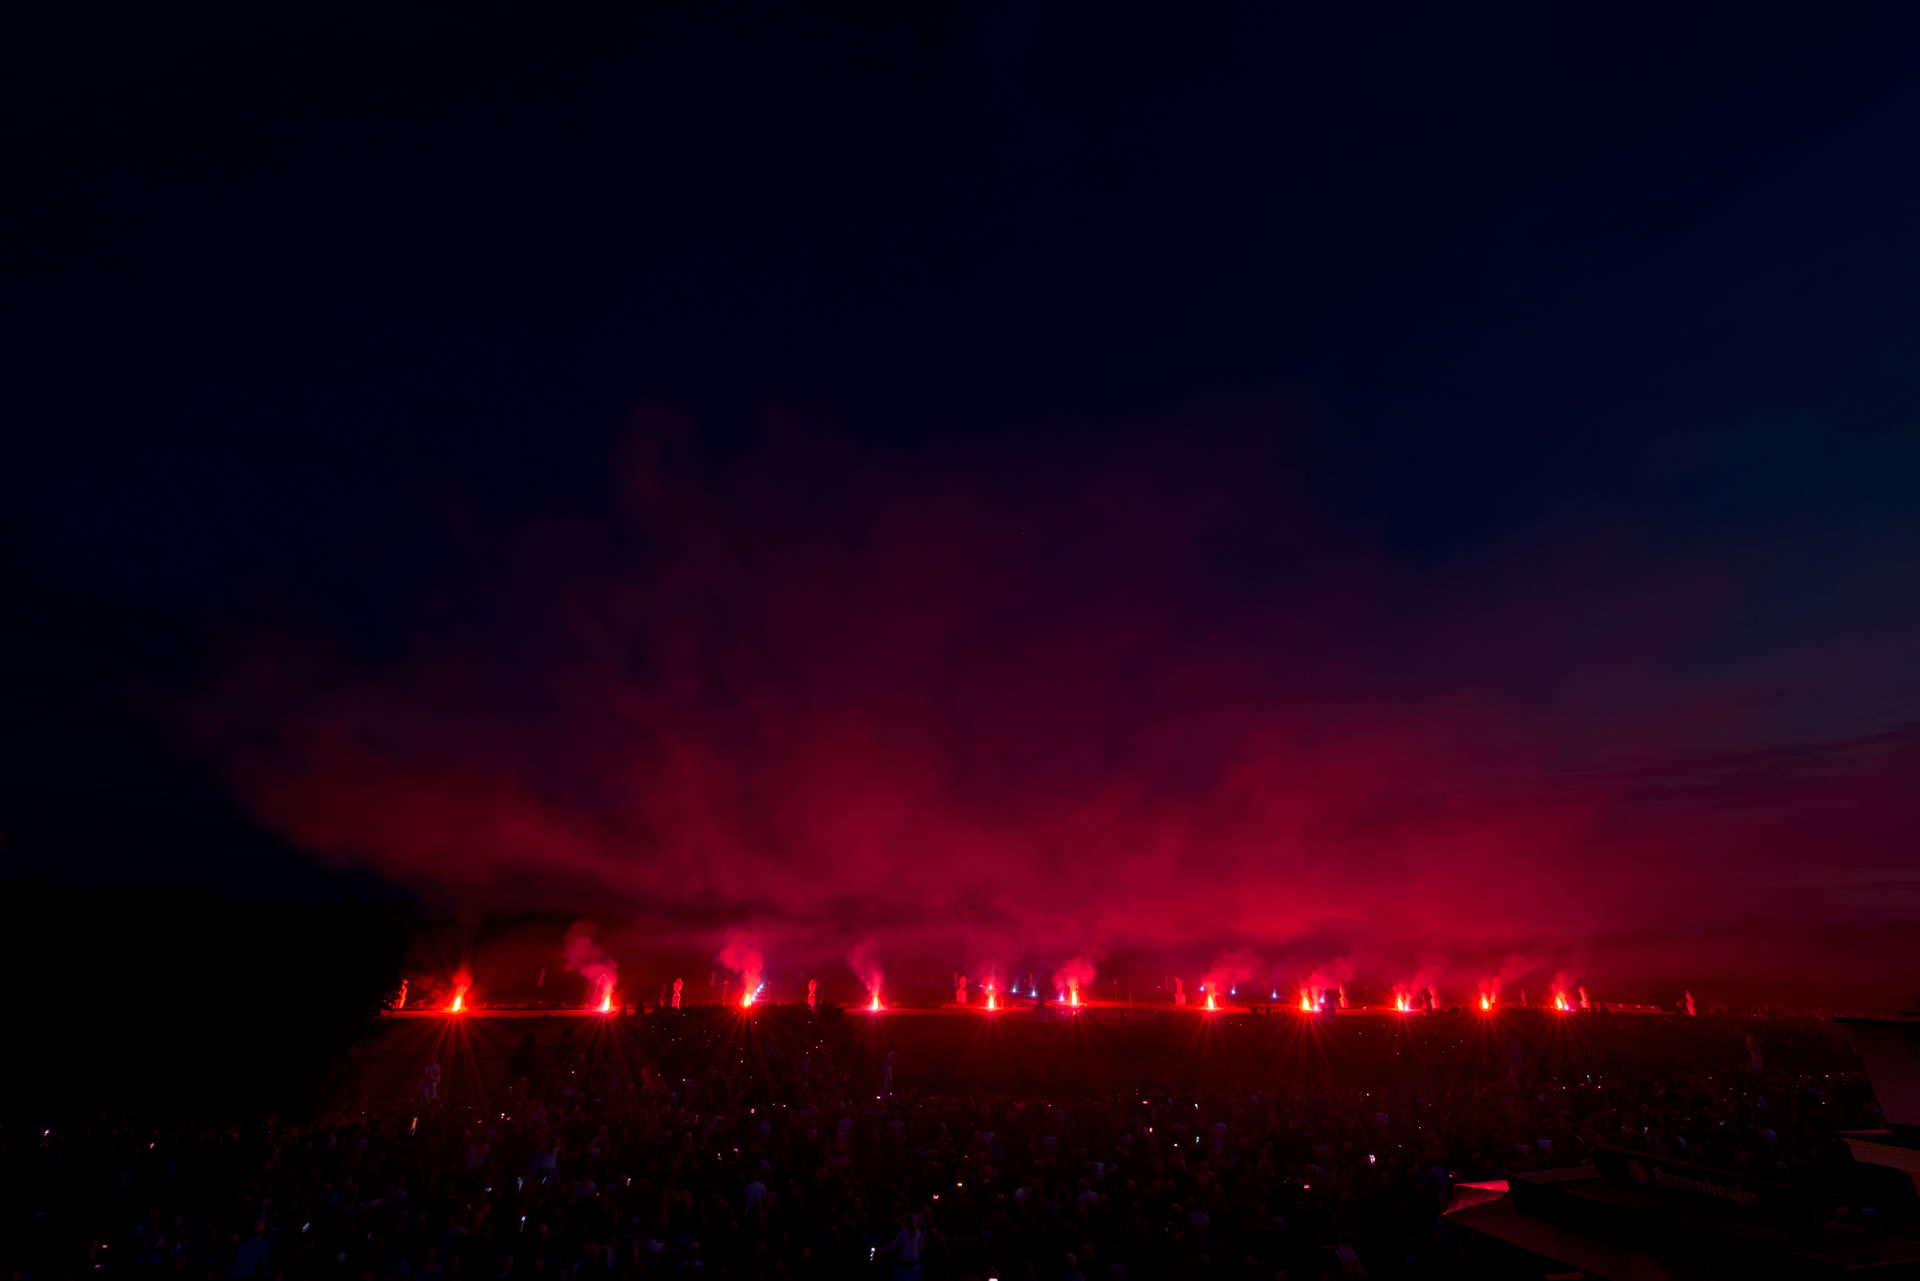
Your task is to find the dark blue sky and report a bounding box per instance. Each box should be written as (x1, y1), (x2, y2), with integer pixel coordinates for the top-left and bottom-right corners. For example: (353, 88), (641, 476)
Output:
(4, 3), (1918, 1001)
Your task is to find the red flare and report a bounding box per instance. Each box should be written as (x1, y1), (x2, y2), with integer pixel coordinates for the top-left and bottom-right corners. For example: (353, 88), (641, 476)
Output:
(1205, 993), (1217, 1011)
(1553, 991), (1568, 1011)
(1300, 991), (1312, 1012)
(1069, 985), (1080, 1007)
(599, 992), (613, 1013)
(743, 991), (754, 1009)
(450, 993), (464, 1013)
(869, 993), (881, 1011)
(1395, 996), (1408, 1012)
(1480, 995), (1491, 1011)
(986, 991), (996, 1011)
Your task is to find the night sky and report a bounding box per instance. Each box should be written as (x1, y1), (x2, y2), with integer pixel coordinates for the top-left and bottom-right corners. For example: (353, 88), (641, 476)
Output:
(5, 4), (1918, 1008)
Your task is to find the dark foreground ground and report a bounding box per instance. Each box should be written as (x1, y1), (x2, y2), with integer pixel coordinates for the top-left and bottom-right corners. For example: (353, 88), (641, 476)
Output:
(346, 1003), (1860, 1109)
(11, 1003), (1891, 1279)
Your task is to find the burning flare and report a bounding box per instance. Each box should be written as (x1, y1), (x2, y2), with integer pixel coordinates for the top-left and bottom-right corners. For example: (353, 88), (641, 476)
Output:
(450, 992), (464, 1013)
(1300, 990), (1312, 1012)
(1206, 992), (1217, 1011)
(1069, 984), (1080, 1008)
(1480, 995), (1492, 1011)
(563, 927), (618, 1018)
(1395, 995), (1409, 1012)
(718, 934), (765, 1009)
(869, 990), (882, 1011)
(1553, 990), (1569, 1011)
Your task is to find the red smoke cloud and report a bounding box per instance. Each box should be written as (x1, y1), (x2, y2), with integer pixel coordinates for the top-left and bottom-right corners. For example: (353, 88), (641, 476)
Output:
(847, 938), (884, 1003)
(1202, 948), (1262, 1000)
(1052, 954), (1100, 1002)
(562, 924), (618, 1006)
(717, 933), (764, 999)
(204, 421), (1920, 1006)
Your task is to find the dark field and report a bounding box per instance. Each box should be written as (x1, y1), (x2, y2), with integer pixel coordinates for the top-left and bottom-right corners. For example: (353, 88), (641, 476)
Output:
(16, 1000), (1891, 1279)
(343, 1004), (1865, 1108)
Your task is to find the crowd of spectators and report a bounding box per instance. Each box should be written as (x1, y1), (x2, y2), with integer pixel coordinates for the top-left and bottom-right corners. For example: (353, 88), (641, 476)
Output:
(13, 1006), (1883, 1279)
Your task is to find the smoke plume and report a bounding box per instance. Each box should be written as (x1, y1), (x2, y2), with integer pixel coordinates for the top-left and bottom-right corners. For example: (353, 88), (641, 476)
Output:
(1202, 947), (1262, 998)
(847, 938), (883, 1001)
(1052, 954), (1100, 1000)
(563, 923), (619, 1003)
(718, 933), (765, 999)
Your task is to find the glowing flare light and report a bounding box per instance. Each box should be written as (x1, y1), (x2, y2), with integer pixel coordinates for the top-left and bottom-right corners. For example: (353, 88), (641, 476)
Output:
(1480, 996), (1491, 1011)
(1069, 985), (1080, 1008)
(1395, 996), (1409, 1012)
(1554, 991), (1569, 1012)
(450, 993), (464, 1014)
